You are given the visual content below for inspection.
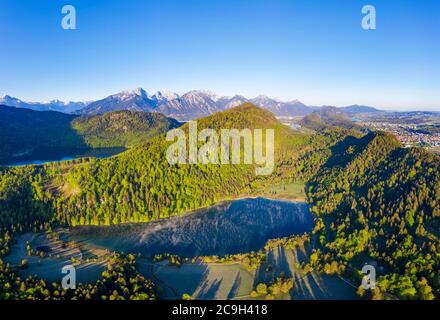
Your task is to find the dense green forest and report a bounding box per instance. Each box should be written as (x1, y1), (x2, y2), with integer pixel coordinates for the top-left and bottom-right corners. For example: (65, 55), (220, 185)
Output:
(307, 132), (439, 299)
(0, 103), (438, 300)
(71, 110), (180, 148)
(21, 104), (353, 226)
(0, 105), (179, 161)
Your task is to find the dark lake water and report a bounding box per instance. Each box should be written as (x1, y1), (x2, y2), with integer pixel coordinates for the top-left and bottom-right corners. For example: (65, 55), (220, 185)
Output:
(68, 198), (313, 257)
(2, 147), (126, 166)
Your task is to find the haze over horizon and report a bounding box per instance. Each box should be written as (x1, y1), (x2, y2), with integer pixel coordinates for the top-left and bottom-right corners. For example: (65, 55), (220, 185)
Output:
(1, 0), (439, 111)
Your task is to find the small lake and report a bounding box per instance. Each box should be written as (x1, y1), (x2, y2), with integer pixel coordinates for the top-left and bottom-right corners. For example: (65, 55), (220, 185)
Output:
(68, 198), (313, 257)
(1, 147), (126, 166)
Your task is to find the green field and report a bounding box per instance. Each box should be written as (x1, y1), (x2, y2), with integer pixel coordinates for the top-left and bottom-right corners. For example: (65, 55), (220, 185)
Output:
(251, 182), (306, 201)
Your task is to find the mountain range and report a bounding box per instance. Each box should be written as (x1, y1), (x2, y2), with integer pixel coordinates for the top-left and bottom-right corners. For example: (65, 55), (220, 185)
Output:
(1, 88), (382, 121)
(0, 95), (88, 113)
(79, 88), (318, 120)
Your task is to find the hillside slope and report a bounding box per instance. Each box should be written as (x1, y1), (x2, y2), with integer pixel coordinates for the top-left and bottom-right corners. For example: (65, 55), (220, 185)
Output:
(300, 107), (361, 131)
(0, 104), (341, 226)
(0, 106), (179, 161)
(0, 106), (85, 161)
(71, 111), (180, 148)
(307, 132), (440, 299)
(48, 104), (302, 225)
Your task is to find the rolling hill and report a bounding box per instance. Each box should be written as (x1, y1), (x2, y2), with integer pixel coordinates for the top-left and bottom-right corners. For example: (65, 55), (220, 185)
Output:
(307, 131), (439, 299)
(0, 105), (85, 162)
(71, 110), (180, 148)
(300, 107), (362, 131)
(0, 106), (180, 162)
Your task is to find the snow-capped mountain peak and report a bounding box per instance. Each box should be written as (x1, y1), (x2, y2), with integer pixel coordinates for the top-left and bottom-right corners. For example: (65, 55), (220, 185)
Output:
(253, 94), (270, 100)
(115, 87), (149, 101)
(0, 95), (88, 113)
(1, 89), (318, 120)
(287, 99), (302, 104)
(154, 90), (180, 102)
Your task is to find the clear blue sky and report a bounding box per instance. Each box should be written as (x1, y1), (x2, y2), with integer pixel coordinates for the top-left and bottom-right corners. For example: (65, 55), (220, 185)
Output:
(0, 0), (439, 110)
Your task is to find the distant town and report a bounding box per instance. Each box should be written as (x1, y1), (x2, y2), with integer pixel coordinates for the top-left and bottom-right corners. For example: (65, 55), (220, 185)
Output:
(356, 112), (440, 153)
(360, 122), (440, 150)
(279, 111), (440, 154)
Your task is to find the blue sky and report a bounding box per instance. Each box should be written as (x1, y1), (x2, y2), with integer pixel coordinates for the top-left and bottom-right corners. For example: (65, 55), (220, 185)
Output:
(0, 0), (439, 110)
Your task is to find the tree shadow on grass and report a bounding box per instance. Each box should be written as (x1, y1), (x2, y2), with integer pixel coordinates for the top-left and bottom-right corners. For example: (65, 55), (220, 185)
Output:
(227, 272), (242, 299)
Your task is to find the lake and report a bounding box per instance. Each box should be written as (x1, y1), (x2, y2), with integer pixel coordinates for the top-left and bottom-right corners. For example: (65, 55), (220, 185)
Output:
(1, 147), (126, 166)
(5, 198), (358, 299)
(68, 198), (313, 257)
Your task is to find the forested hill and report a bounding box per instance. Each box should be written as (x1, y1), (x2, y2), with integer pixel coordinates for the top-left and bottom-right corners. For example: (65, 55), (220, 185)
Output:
(0, 106), (180, 161)
(0, 105), (84, 161)
(71, 110), (180, 148)
(307, 131), (440, 299)
(43, 104), (310, 225)
(300, 107), (361, 132)
(0, 104), (342, 228)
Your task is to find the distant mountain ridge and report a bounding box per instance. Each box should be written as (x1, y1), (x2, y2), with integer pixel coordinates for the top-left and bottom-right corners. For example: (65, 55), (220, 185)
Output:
(340, 104), (381, 114)
(1, 88), (383, 120)
(80, 88), (327, 120)
(300, 106), (362, 131)
(0, 95), (88, 113)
